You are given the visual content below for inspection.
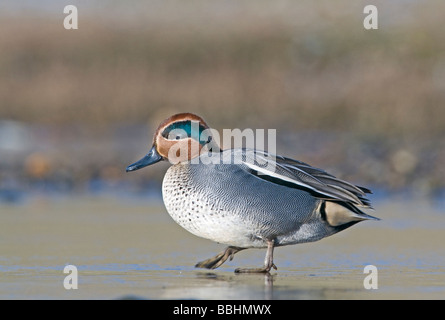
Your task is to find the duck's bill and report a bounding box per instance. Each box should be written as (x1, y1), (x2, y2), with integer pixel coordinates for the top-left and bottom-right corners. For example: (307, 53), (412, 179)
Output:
(126, 145), (162, 172)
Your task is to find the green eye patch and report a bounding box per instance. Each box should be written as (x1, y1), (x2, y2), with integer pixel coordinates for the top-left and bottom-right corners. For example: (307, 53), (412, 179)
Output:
(162, 120), (210, 144)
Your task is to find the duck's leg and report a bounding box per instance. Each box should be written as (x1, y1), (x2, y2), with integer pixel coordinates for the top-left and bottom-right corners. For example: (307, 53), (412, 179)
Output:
(235, 239), (277, 274)
(195, 246), (245, 270)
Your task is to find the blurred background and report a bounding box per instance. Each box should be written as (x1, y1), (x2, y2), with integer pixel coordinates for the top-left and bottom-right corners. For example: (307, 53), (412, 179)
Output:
(0, 0), (444, 207)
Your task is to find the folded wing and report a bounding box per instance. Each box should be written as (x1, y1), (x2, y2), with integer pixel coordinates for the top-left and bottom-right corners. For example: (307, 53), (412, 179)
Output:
(238, 149), (372, 208)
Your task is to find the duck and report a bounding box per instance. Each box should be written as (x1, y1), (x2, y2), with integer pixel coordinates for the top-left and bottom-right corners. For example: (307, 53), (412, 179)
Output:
(126, 113), (379, 273)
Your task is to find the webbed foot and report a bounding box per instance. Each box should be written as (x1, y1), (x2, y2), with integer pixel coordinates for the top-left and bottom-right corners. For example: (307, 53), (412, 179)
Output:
(195, 246), (245, 269)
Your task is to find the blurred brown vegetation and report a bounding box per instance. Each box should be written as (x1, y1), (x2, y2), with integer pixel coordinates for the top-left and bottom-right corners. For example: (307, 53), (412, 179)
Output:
(0, 1), (444, 201)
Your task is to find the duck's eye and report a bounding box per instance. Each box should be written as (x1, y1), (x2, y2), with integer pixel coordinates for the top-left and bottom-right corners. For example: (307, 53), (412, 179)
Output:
(164, 128), (188, 141)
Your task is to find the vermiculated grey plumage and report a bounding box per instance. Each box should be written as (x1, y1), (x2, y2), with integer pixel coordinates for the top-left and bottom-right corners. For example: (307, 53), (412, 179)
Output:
(162, 149), (377, 249)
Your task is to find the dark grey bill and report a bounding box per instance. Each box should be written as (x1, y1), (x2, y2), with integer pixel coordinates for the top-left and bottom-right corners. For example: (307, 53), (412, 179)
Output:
(126, 145), (162, 172)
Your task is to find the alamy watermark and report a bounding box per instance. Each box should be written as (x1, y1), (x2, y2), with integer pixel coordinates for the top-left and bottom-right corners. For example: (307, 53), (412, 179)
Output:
(363, 264), (378, 289)
(363, 5), (378, 30)
(64, 4), (378, 31)
(63, 5), (78, 30)
(63, 264), (78, 289)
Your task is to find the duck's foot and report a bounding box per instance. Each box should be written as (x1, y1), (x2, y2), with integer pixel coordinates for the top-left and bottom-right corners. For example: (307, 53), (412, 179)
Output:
(195, 246), (245, 270)
(234, 239), (277, 274)
(234, 263), (277, 274)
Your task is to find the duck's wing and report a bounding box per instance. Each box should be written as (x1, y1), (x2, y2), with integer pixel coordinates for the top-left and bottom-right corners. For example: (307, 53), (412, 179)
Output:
(238, 149), (372, 208)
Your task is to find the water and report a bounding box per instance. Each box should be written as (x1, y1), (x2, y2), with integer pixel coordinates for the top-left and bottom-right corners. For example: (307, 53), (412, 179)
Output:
(1, 195), (445, 299)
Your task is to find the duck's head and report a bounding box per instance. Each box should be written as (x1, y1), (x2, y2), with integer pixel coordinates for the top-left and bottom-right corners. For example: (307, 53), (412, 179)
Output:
(126, 113), (218, 172)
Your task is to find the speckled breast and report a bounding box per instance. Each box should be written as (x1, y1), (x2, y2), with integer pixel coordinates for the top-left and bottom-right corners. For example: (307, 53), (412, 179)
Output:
(162, 163), (262, 247)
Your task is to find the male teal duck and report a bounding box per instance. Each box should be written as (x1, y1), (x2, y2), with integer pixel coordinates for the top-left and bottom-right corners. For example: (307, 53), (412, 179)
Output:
(126, 113), (378, 273)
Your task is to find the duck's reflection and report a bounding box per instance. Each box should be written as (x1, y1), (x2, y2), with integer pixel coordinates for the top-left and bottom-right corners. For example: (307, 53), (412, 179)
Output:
(194, 272), (276, 300)
(189, 272), (334, 300)
(129, 267), (355, 300)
